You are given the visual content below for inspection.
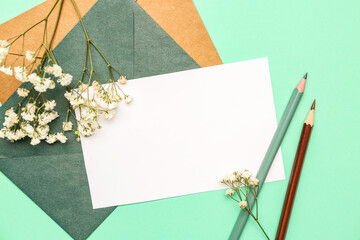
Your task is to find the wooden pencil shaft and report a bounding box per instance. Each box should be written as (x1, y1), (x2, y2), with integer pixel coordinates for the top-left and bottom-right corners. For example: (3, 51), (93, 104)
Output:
(276, 124), (313, 240)
(229, 88), (303, 240)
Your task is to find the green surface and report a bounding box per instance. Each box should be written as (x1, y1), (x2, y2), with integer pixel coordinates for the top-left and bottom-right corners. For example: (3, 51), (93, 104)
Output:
(0, 0), (198, 239)
(229, 89), (303, 240)
(1, 0), (360, 240)
(191, 0), (360, 239)
(0, 0), (45, 24)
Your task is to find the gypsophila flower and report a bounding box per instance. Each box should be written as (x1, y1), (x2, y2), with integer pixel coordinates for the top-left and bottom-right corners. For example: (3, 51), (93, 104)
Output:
(36, 125), (50, 139)
(0, 66), (12, 75)
(249, 178), (259, 186)
(0, 128), (6, 138)
(56, 132), (67, 143)
(62, 122), (73, 131)
(48, 80), (55, 89)
(5, 108), (17, 118)
(117, 75), (127, 84)
(17, 88), (29, 97)
(20, 103), (36, 122)
(221, 169), (269, 239)
(104, 110), (115, 120)
(0, 40), (10, 63)
(78, 83), (88, 92)
(125, 95), (133, 104)
(46, 134), (57, 144)
(239, 201), (247, 209)
(30, 137), (41, 145)
(25, 50), (36, 62)
(242, 170), (252, 179)
(28, 73), (41, 85)
(58, 73), (73, 86)
(0, 128), (9, 139)
(38, 111), (59, 125)
(222, 173), (236, 183)
(94, 95), (118, 110)
(44, 100), (56, 111)
(21, 123), (34, 136)
(14, 66), (28, 82)
(21, 112), (35, 122)
(3, 110), (19, 128)
(43, 78), (54, 89)
(46, 64), (62, 77)
(16, 129), (26, 139)
(225, 189), (234, 196)
(92, 81), (101, 90)
(34, 83), (47, 92)
(6, 131), (18, 141)
(5, 131), (17, 141)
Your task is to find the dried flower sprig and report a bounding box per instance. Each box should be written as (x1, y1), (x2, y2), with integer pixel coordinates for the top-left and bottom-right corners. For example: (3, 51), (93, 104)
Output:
(63, 0), (132, 140)
(0, 0), (132, 145)
(220, 170), (269, 240)
(0, 0), (70, 145)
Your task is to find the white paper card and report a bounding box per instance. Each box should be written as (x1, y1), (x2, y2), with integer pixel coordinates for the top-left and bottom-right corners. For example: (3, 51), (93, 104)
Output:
(80, 57), (285, 209)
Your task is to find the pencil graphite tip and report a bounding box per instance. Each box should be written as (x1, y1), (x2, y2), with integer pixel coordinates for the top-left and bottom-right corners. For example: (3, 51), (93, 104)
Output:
(303, 72), (308, 80)
(305, 100), (315, 126)
(311, 100), (316, 110)
(296, 73), (307, 93)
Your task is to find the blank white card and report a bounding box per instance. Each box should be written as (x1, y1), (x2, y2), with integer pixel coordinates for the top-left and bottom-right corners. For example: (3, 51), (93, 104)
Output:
(80, 57), (285, 209)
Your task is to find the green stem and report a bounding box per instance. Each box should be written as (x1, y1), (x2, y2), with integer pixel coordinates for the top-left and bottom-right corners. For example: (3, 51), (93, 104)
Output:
(90, 41), (110, 65)
(39, 0), (64, 70)
(70, 0), (90, 39)
(247, 210), (270, 240)
(7, 0), (60, 46)
(255, 219), (270, 240)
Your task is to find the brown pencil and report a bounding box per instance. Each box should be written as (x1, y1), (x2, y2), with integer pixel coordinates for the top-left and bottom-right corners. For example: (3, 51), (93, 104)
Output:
(275, 100), (316, 240)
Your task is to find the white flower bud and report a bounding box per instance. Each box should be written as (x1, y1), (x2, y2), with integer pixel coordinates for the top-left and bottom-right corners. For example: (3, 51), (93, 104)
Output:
(118, 76), (127, 84)
(225, 189), (234, 196)
(125, 95), (133, 104)
(25, 50), (36, 62)
(0, 66), (12, 75)
(17, 88), (29, 97)
(239, 201), (247, 209)
(30, 137), (41, 145)
(62, 122), (73, 131)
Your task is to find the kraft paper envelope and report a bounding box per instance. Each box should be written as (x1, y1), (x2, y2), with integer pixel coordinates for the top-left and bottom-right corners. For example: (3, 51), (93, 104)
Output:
(136, 0), (222, 68)
(0, 0), (199, 239)
(0, 0), (221, 104)
(80, 58), (285, 209)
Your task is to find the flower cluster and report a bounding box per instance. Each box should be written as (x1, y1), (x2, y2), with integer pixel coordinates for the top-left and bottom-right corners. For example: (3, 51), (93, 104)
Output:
(220, 170), (269, 239)
(65, 77), (132, 139)
(0, 0), (132, 145)
(0, 40), (10, 64)
(0, 39), (75, 145)
(0, 105), (67, 145)
(221, 169), (259, 191)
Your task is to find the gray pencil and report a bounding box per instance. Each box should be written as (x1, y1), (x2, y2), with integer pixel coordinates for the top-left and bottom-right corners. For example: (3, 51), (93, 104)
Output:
(228, 73), (308, 240)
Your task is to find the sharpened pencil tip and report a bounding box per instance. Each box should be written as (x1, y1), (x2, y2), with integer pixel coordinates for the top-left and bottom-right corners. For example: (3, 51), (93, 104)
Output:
(296, 74), (307, 92)
(303, 72), (308, 80)
(311, 100), (315, 110)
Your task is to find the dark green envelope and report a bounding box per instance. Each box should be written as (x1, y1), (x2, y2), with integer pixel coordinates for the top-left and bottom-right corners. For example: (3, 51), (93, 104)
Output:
(0, 0), (199, 239)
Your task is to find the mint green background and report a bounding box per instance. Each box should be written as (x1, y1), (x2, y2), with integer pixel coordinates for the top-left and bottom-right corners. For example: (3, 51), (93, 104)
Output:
(0, 0), (45, 24)
(1, 0), (360, 239)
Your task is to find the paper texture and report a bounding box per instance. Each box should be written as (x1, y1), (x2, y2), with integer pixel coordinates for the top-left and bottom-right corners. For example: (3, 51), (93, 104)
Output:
(136, 0), (222, 67)
(79, 57), (285, 209)
(0, 0), (199, 239)
(0, 0), (97, 104)
(0, 0), (221, 104)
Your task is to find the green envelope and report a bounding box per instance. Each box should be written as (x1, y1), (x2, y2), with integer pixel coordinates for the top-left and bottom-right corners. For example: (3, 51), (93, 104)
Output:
(0, 0), (199, 239)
